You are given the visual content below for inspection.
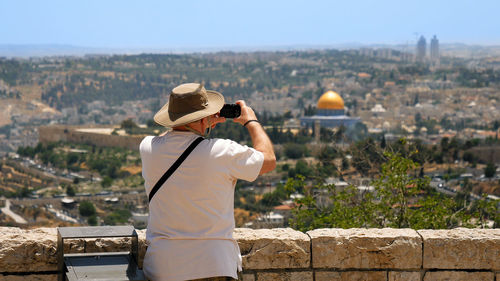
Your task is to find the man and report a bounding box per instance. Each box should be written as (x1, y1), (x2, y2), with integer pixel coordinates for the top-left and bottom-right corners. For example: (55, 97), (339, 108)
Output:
(140, 83), (276, 281)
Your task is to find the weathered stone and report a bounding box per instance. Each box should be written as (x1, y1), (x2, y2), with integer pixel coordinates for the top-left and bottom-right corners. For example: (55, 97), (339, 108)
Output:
(84, 237), (131, 253)
(256, 272), (313, 281)
(136, 229), (147, 268)
(308, 228), (422, 269)
(388, 271), (420, 281)
(241, 273), (255, 281)
(0, 227), (58, 272)
(234, 228), (310, 269)
(62, 238), (85, 254)
(76, 229), (148, 268)
(0, 227), (148, 273)
(315, 271), (387, 281)
(419, 228), (500, 270)
(423, 271), (494, 281)
(0, 274), (57, 281)
(314, 272), (342, 281)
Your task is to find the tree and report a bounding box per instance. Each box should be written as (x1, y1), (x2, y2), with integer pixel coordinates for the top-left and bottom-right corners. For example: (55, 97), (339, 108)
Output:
(283, 143), (308, 159)
(79, 201), (96, 217)
(484, 163), (496, 178)
(372, 152), (430, 228)
(120, 118), (138, 129)
(287, 152), (484, 231)
(101, 176), (113, 188)
(104, 209), (132, 225)
(88, 215), (98, 226)
(66, 185), (76, 197)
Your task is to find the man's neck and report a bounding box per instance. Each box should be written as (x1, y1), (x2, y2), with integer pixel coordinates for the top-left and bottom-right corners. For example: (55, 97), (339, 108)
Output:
(173, 125), (204, 136)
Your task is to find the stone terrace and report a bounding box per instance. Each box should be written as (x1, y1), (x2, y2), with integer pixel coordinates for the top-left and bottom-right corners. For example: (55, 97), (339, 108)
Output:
(0, 227), (499, 281)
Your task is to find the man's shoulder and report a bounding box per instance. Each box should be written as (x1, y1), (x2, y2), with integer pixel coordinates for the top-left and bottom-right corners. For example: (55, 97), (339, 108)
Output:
(208, 137), (240, 148)
(140, 135), (155, 144)
(139, 135), (155, 152)
(207, 137), (257, 155)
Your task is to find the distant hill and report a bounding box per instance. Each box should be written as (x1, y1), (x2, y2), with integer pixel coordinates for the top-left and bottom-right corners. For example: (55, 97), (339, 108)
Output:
(0, 44), (115, 58)
(2, 43), (500, 59)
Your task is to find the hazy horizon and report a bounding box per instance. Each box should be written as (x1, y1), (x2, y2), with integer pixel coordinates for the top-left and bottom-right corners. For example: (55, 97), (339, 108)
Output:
(1, 0), (499, 50)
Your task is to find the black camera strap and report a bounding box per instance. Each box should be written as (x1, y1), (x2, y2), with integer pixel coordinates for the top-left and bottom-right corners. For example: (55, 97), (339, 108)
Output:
(148, 136), (205, 203)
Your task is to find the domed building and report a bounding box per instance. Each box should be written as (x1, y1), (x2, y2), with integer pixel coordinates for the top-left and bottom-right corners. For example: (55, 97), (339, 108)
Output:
(300, 90), (360, 128)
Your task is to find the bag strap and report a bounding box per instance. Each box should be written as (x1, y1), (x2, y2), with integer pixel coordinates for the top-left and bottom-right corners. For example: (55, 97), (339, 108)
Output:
(148, 136), (204, 203)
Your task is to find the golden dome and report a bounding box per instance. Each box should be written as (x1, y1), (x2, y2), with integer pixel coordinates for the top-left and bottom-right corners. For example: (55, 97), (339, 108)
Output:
(317, 90), (344, 110)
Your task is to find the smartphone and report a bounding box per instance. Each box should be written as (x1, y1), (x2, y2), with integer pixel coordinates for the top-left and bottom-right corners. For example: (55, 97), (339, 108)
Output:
(219, 104), (241, 118)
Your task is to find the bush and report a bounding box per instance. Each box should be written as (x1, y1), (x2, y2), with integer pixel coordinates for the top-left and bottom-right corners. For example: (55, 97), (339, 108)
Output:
(287, 152), (497, 231)
(283, 143), (308, 159)
(104, 209), (132, 225)
(79, 201), (96, 217)
(87, 215), (98, 226)
(485, 162), (496, 178)
(101, 176), (113, 188)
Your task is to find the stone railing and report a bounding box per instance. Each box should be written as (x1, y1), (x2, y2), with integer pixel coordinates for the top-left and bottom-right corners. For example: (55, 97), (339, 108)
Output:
(0, 227), (499, 281)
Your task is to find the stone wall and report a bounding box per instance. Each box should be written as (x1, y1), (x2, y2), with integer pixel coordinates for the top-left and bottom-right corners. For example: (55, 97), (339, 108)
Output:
(0, 227), (499, 280)
(39, 125), (144, 151)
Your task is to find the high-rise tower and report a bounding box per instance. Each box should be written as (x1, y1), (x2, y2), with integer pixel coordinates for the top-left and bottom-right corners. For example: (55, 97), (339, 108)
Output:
(430, 35), (439, 65)
(416, 36), (426, 63)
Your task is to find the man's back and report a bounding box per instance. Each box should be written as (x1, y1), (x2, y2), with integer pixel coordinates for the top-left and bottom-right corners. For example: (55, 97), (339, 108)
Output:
(140, 130), (263, 281)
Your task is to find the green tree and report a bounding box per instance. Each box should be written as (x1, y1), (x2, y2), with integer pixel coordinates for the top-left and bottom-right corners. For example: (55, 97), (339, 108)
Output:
(66, 185), (76, 197)
(104, 209), (132, 225)
(286, 176), (378, 231)
(101, 176), (113, 188)
(79, 201), (96, 217)
(484, 163), (496, 178)
(88, 215), (98, 226)
(287, 152), (482, 231)
(283, 143), (308, 159)
(120, 118), (138, 129)
(372, 152), (429, 228)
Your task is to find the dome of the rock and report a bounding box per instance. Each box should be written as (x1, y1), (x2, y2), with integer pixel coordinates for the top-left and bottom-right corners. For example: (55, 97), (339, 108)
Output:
(317, 91), (344, 110)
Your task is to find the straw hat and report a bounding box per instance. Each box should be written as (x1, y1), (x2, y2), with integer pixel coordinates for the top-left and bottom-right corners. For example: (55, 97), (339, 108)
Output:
(154, 83), (224, 127)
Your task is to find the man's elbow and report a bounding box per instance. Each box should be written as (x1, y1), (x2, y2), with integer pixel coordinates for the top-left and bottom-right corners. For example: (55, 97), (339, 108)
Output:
(259, 155), (276, 175)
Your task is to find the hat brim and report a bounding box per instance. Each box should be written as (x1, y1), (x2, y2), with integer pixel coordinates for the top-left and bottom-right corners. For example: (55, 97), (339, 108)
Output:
(154, 90), (225, 128)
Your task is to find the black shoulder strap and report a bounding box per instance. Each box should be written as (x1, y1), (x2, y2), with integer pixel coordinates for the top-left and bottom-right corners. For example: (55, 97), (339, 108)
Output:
(148, 137), (204, 203)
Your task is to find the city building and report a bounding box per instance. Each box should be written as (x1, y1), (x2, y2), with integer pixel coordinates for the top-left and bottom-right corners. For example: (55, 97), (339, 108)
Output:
(300, 90), (360, 128)
(430, 35), (440, 65)
(416, 36), (427, 63)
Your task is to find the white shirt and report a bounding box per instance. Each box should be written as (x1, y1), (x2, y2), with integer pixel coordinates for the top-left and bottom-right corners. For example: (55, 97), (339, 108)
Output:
(140, 131), (264, 281)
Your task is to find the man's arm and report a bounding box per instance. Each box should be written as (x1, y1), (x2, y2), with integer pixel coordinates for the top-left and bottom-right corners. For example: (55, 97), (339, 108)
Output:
(234, 100), (276, 175)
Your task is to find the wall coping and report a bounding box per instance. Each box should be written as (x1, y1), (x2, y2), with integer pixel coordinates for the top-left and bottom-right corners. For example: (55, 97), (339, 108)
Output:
(0, 227), (499, 280)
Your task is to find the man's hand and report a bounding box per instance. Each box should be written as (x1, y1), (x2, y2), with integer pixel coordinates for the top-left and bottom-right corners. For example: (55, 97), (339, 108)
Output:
(233, 100), (258, 126)
(231, 100), (276, 175)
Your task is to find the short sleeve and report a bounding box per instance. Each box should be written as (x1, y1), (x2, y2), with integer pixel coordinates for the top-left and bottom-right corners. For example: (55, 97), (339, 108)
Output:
(212, 139), (264, 182)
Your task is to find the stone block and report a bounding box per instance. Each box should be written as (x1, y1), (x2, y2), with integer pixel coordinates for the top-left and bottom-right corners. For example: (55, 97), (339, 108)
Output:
(423, 271), (494, 281)
(0, 227), (148, 273)
(256, 271), (313, 281)
(388, 271), (420, 281)
(136, 229), (148, 268)
(0, 227), (58, 272)
(84, 237), (131, 253)
(234, 228), (310, 269)
(419, 228), (500, 270)
(0, 274), (57, 281)
(308, 228), (422, 269)
(240, 273), (255, 281)
(62, 238), (85, 254)
(315, 271), (386, 281)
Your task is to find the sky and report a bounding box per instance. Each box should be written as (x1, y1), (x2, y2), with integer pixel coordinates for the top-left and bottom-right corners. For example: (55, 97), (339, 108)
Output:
(1, 0), (499, 49)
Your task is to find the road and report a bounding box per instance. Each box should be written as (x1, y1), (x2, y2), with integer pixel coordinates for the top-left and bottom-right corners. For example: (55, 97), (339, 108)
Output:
(1, 200), (28, 224)
(47, 207), (79, 224)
